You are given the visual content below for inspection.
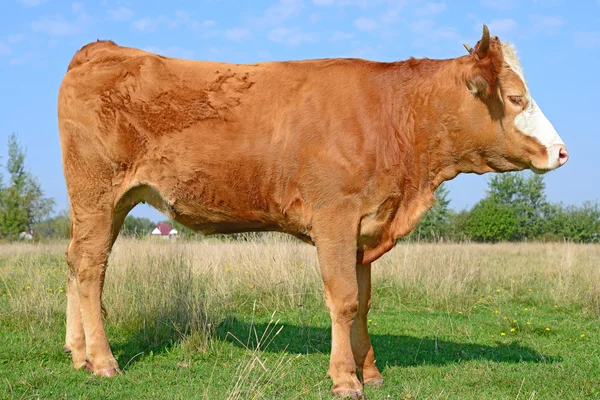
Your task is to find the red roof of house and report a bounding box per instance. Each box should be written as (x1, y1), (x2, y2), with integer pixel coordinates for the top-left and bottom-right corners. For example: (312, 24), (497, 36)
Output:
(156, 223), (173, 235)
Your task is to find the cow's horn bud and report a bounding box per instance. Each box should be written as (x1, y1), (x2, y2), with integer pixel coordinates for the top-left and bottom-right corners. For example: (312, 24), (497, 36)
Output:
(478, 24), (490, 56)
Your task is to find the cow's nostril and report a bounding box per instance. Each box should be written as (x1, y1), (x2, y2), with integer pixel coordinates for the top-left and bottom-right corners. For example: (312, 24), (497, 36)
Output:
(558, 146), (569, 166)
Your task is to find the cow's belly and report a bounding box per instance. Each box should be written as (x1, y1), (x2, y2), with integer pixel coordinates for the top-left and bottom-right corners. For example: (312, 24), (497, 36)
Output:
(169, 196), (283, 235)
(128, 181), (301, 236)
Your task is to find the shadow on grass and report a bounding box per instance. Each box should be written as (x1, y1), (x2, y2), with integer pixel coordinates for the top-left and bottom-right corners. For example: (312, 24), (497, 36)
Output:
(214, 317), (561, 369)
(108, 314), (560, 371)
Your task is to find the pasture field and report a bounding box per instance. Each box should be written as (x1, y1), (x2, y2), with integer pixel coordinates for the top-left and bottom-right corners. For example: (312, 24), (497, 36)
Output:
(2, 238), (600, 399)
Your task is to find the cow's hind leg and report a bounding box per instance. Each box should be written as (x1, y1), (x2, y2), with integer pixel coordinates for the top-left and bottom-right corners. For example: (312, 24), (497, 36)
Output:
(65, 203), (129, 376)
(352, 263), (383, 387)
(313, 205), (364, 398)
(64, 232), (87, 369)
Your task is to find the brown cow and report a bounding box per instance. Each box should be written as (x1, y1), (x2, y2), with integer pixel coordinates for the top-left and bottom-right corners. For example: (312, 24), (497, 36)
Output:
(58, 25), (567, 397)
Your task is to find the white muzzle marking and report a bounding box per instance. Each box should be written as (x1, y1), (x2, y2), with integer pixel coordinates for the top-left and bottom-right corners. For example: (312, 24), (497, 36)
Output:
(514, 98), (565, 169)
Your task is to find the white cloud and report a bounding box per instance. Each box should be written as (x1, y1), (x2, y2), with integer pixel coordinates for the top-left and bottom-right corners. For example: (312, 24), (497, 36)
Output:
(312, 0), (370, 6)
(310, 13), (321, 23)
(133, 11), (215, 32)
(531, 15), (564, 36)
(0, 41), (12, 56)
(480, 0), (517, 9)
(32, 16), (81, 36)
(354, 17), (379, 31)
(9, 52), (36, 65)
(574, 31), (600, 49)
(133, 17), (161, 32)
(487, 18), (518, 35)
(330, 30), (355, 41)
(31, 3), (89, 37)
(348, 44), (378, 58)
(415, 2), (447, 15)
(108, 7), (134, 21)
(173, 10), (212, 30)
(8, 34), (25, 43)
(198, 29), (220, 39)
(533, 0), (564, 5)
(258, 0), (303, 26)
(225, 28), (251, 41)
(18, 0), (45, 6)
(381, 4), (405, 24)
(144, 46), (195, 59)
(267, 28), (318, 45)
(409, 20), (459, 47)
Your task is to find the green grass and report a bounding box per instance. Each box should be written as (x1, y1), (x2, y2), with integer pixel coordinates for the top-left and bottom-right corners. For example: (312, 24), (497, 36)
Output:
(2, 239), (600, 399)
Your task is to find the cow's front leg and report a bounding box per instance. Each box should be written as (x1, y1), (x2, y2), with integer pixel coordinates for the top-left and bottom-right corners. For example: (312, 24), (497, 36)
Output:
(313, 207), (363, 398)
(352, 263), (383, 386)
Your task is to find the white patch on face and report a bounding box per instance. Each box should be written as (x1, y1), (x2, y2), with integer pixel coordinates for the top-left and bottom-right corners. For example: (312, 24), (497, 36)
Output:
(514, 99), (564, 168)
(501, 43), (565, 169)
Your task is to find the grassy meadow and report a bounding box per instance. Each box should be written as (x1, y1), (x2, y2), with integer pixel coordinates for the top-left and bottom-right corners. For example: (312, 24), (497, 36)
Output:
(2, 237), (600, 399)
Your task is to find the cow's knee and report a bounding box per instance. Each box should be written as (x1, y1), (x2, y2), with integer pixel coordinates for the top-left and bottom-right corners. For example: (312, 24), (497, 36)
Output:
(327, 297), (359, 324)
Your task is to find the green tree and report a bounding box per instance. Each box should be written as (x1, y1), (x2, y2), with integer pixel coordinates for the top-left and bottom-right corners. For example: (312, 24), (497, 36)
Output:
(0, 134), (54, 239)
(415, 183), (452, 240)
(467, 198), (519, 242)
(447, 209), (471, 242)
(466, 172), (550, 242)
(121, 216), (156, 237)
(33, 211), (71, 239)
(487, 173), (550, 239)
(546, 202), (600, 242)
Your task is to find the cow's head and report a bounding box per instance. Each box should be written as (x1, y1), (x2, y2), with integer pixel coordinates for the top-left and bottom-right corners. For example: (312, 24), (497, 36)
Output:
(463, 25), (567, 173)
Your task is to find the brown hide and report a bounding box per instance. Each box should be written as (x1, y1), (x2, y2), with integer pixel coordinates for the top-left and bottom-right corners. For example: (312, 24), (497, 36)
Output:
(59, 41), (496, 262)
(58, 36), (555, 395)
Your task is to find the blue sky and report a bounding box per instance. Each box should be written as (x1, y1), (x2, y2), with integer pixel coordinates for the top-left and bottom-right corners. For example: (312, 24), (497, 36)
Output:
(1, 0), (599, 222)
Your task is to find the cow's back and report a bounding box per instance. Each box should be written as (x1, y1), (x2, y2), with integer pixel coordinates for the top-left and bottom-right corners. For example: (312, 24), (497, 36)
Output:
(58, 41), (391, 235)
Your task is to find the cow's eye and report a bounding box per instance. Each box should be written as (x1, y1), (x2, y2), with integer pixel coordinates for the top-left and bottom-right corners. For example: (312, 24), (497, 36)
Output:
(508, 95), (524, 107)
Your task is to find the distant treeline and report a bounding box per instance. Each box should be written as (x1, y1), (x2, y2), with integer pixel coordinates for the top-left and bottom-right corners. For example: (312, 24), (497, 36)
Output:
(1, 134), (598, 243)
(412, 174), (600, 243)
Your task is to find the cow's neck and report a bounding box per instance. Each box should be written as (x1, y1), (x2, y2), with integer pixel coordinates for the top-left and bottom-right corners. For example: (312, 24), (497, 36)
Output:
(383, 56), (494, 239)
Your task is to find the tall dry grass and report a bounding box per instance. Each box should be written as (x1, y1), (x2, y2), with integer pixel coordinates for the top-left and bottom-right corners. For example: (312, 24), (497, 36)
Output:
(2, 237), (600, 398)
(2, 236), (600, 334)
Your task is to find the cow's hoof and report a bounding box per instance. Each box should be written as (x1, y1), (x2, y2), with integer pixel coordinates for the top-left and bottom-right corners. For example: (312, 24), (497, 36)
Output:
(332, 389), (365, 399)
(93, 367), (123, 377)
(69, 352), (87, 370)
(363, 377), (384, 387)
(84, 359), (94, 372)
